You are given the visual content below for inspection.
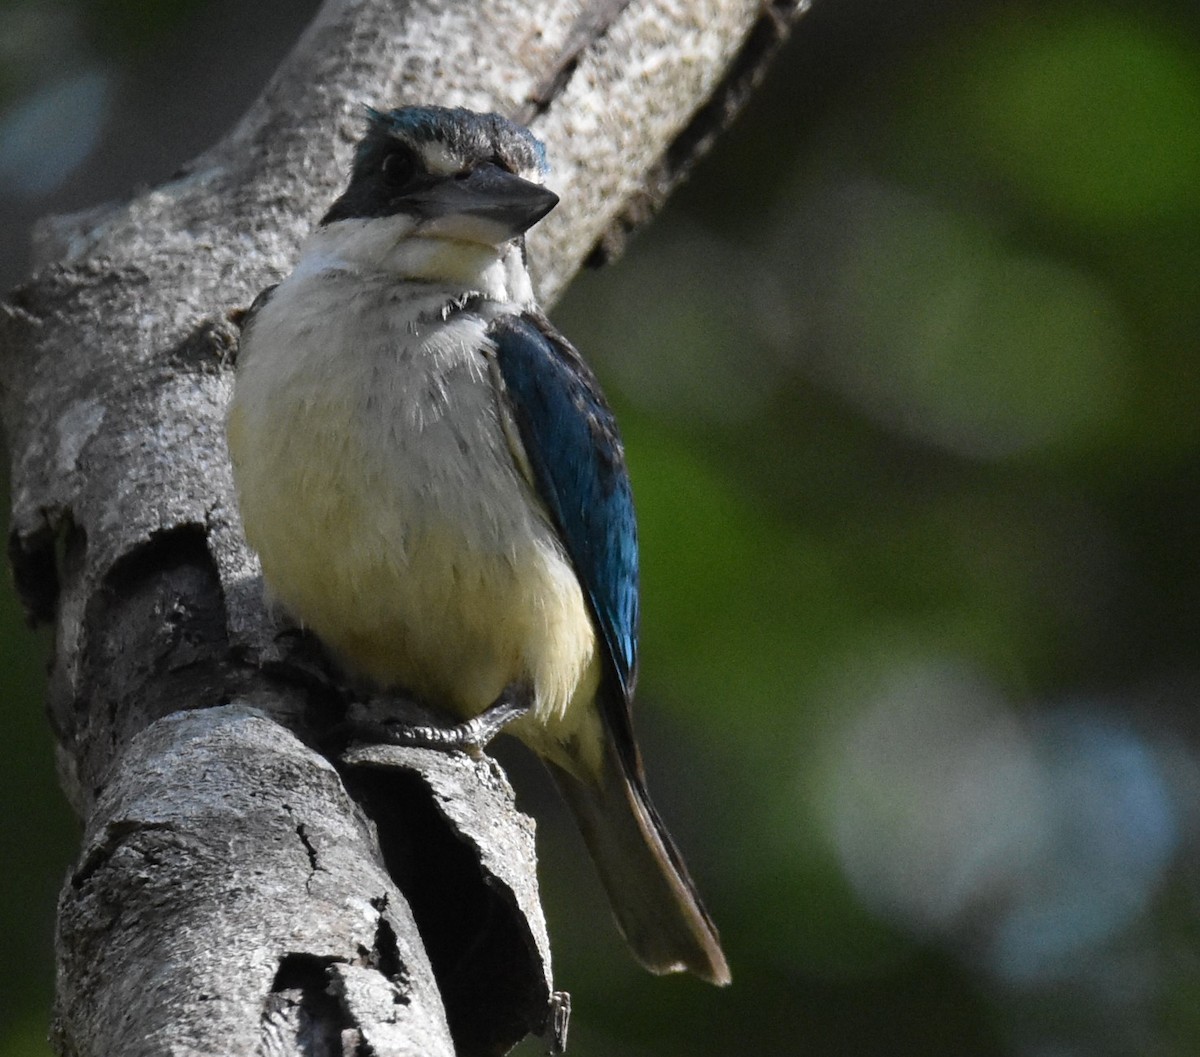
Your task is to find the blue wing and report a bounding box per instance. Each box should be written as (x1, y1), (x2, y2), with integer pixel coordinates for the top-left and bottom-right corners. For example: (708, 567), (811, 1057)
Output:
(487, 311), (639, 702)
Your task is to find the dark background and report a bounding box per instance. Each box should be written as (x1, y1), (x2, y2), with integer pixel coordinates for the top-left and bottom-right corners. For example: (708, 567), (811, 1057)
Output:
(4, 1), (1200, 1054)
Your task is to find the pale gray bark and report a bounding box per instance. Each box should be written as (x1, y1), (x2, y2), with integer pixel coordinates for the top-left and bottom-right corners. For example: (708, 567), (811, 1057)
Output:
(0, 0), (805, 1054)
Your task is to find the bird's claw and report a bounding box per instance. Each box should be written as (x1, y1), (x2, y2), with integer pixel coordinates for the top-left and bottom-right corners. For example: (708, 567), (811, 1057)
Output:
(361, 687), (531, 756)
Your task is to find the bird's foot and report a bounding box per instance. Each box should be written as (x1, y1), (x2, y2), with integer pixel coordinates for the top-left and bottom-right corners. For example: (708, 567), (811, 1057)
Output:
(354, 684), (532, 756)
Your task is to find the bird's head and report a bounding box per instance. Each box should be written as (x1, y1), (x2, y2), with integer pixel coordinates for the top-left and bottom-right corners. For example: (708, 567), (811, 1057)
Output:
(321, 105), (559, 247)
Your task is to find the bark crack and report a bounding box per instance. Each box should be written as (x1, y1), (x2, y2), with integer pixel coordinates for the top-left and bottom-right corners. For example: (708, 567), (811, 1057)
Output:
(518, 0), (634, 120)
(586, 0), (810, 267)
(296, 822), (319, 873)
(366, 896), (406, 987)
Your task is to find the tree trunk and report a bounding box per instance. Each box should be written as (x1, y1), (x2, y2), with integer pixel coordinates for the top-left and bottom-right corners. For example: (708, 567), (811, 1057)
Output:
(0, 0), (805, 1053)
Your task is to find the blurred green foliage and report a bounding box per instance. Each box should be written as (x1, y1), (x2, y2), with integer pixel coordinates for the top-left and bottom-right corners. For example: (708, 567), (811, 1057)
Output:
(0, 491), (65, 1055)
(964, 11), (1200, 228)
(4, 1), (1200, 1055)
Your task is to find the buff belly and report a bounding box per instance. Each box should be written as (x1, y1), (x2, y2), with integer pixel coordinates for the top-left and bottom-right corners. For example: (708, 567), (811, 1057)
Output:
(227, 297), (603, 778)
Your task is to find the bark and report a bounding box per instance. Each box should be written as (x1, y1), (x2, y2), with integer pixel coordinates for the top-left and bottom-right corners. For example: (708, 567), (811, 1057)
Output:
(0, 0), (806, 1054)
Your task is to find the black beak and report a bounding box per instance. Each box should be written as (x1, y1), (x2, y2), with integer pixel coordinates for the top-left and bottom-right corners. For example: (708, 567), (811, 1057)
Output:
(410, 163), (559, 235)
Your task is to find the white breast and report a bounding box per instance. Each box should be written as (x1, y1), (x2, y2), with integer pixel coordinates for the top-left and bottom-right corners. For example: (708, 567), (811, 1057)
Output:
(227, 251), (603, 774)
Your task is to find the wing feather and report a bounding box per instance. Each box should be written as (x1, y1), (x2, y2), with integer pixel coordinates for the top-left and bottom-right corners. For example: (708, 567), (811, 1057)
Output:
(487, 312), (639, 702)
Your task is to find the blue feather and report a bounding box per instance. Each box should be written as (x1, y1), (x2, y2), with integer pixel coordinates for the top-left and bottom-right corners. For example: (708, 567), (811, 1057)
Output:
(488, 312), (639, 701)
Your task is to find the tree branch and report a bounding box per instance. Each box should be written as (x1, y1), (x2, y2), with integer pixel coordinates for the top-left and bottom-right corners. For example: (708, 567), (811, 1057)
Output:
(1, 0), (807, 1053)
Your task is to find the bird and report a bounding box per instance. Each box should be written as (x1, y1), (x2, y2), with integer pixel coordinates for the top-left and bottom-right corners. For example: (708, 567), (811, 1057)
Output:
(226, 104), (730, 986)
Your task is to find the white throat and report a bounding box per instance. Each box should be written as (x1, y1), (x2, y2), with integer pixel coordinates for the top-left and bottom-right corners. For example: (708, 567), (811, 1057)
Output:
(293, 215), (536, 306)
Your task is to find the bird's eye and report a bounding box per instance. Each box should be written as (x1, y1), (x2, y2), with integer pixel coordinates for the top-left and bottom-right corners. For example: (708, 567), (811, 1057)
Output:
(381, 150), (417, 186)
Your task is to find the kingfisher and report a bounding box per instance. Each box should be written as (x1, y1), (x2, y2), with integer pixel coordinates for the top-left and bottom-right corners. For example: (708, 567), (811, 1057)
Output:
(226, 105), (729, 985)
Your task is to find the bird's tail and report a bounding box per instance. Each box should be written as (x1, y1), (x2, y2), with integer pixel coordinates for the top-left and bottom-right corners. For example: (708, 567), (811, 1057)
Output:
(546, 728), (731, 986)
